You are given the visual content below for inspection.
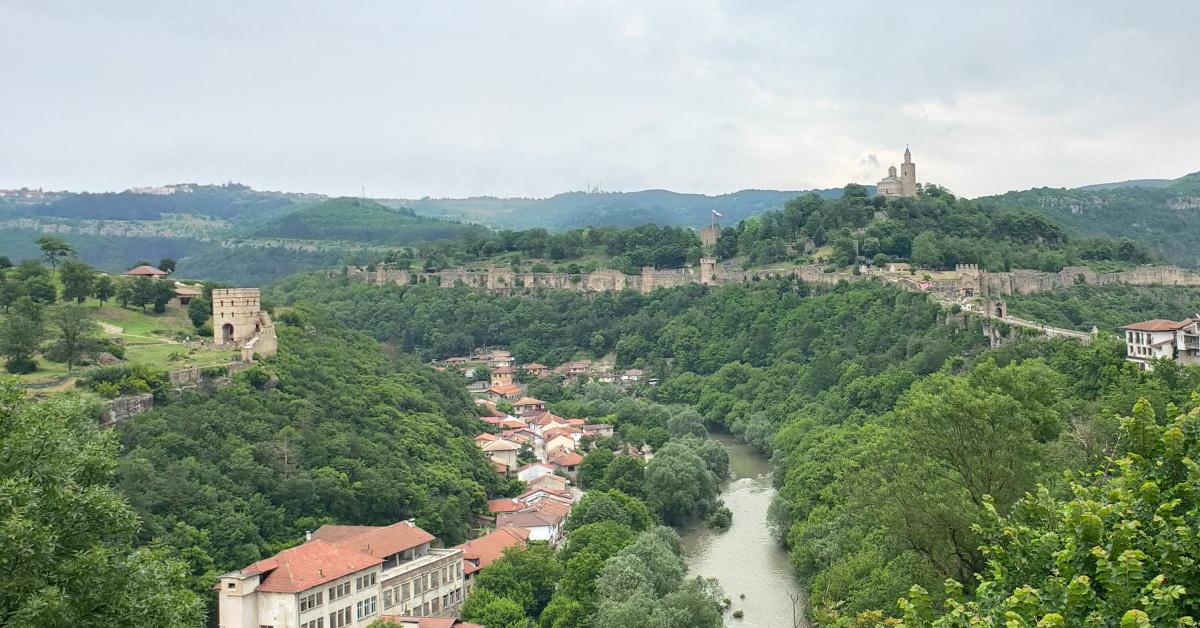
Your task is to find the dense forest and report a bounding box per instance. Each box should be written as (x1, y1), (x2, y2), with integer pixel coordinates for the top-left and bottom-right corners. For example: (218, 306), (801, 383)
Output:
(272, 273), (1200, 623)
(979, 171), (1200, 267)
(111, 312), (507, 615)
(4, 183), (296, 221)
(251, 197), (488, 244)
(1006, 283), (1200, 332)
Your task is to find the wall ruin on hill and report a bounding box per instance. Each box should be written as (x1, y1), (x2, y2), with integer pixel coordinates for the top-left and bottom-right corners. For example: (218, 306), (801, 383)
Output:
(956, 264), (1200, 298)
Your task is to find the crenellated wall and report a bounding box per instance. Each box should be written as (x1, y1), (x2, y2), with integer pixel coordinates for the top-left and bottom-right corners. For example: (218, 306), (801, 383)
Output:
(339, 261), (866, 295)
(957, 264), (1200, 298)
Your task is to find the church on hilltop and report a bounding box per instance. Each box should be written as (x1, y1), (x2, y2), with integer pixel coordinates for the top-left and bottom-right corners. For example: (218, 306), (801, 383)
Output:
(876, 147), (918, 198)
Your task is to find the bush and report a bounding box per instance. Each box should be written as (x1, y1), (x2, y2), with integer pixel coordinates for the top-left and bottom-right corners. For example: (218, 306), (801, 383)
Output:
(704, 504), (733, 530)
(4, 355), (37, 374)
(93, 381), (121, 399)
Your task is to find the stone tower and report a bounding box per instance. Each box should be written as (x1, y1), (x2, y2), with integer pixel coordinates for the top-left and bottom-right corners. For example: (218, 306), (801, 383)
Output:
(900, 146), (917, 197)
(699, 257), (717, 285)
(212, 288), (277, 359)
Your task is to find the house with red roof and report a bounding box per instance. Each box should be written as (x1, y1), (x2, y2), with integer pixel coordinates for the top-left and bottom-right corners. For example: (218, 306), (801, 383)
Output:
(549, 450), (584, 478)
(218, 520), (466, 628)
(528, 473), (569, 493)
(521, 363), (549, 378)
(495, 510), (565, 545)
(378, 616), (484, 628)
(484, 383), (524, 401)
(489, 365), (515, 386)
(455, 526), (529, 591)
(1121, 318), (1200, 370)
(512, 397), (546, 413)
(122, 264), (168, 278)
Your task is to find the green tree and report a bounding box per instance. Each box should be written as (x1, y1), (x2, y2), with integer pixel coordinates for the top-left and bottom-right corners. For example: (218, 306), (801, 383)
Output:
(469, 543), (562, 617)
(577, 447), (614, 489)
(115, 279), (134, 308)
(910, 230), (941, 268)
(601, 456), (646, 498)
(565, 490), (654, 533)
(462, 589), (535, 628)
(0, 298), (45, 373)
(643, 440), (719, 524)
(151, 280), (175, 313)
(36, 234), (74, 269)
(59, 259), (96, 304)
(131, 276), (155, 311)
(158, 258), (177, 273)
(48, 305), (100, 371)
(93, 274), (115, 305)
(878, 398), (1200, 626)
(0, 282), (23, 313)
(0, 382), (203, 626)
(24, 275), (57, 304)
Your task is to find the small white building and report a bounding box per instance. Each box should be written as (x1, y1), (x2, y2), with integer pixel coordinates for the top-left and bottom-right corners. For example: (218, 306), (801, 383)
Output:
(1121, 318), (1200, 370)
(514, 462), (556, 484)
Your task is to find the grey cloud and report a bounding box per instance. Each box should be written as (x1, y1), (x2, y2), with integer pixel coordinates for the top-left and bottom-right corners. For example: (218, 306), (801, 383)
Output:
(1, 0), (1197, 199)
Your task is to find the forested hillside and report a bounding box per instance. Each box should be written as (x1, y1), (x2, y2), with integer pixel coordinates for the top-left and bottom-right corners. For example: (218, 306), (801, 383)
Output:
(979, 171), (1200, 267)
(1006, 283), (1200, 332)
(5, 183), (296, 221)
(111, 312), (506, 613)
(270, 274), (1200, 622)
(391, 187), (851, 230)
(251, 197), (487, 244)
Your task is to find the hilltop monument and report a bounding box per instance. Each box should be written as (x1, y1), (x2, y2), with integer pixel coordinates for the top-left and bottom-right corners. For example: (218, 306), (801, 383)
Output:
(877, 147), (918, 198)
(212, 288), (277, 360)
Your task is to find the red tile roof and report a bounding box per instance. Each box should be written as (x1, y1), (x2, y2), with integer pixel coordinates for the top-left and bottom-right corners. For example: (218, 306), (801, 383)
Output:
(1121, 319), (1192, 331)
(492, 366), (515, 374)
(122, 264), (168, 277)
(523, 363), (548, 370)
(551, 451), (584, 467)
(454, 527), (529, 569)
(487, 498), (521, 513)
(513, 397), (545, 406)
(474, 432), (498, 442)
(245, 539), (382, 593)
(314, 521), (435, 559)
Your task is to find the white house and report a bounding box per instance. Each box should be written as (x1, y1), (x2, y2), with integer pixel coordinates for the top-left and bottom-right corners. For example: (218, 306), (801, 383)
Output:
(1121, 318), (1200, 370)
(514, 462), (556, 484)
(495, 510), (565, 545)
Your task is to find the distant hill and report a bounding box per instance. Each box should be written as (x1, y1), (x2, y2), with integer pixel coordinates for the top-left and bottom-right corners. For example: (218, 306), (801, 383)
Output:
(978, 171), (1200, 267)
(387, 186), (862, 230)
(7, 183), (298, 221)
(251, 197), (486, 245)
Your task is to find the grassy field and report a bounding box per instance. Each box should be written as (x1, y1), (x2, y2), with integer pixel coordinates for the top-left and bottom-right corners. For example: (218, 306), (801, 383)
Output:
(8, 292), (235, 389)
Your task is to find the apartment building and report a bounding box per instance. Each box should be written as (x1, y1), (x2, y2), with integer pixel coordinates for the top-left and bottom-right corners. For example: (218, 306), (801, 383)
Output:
(218, 521), (465, 628)
(1121, 318), (1200, 370)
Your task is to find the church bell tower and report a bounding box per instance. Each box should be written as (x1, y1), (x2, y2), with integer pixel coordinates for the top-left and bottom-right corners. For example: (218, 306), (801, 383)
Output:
(900, 146), (917, 197)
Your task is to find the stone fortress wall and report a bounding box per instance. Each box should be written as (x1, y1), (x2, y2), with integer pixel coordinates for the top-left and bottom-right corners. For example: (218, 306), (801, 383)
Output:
(341, 258), (860, 294)
(956, 264), (1200, 298)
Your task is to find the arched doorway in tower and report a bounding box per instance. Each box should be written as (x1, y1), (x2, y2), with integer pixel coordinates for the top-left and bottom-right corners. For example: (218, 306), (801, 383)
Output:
(221, 323), (234, 344)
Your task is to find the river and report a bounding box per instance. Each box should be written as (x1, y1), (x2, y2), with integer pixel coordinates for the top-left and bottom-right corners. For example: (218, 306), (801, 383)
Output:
(680, 433), (807, 627)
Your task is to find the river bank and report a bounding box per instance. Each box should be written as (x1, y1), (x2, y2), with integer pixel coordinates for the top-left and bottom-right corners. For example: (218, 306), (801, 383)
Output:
(680, 433), (807, 627)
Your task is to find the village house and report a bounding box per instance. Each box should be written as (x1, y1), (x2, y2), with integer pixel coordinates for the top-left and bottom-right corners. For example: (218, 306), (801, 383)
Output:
(1121, 318), (1200, 370)
(521, 363), (549, 378)
(484, 383), (524, 402)
(621, 369), (644, 384)
(489, 366), (515, 387)
(544, 433), (577, 457)
(549, 450), (584, 478)
(217, 520), (464, 628)
(512, 397), (546, 414)
(581, 423), (615, 439)
(479, 437), (520, 470)
(488, 350), (514, 369)
(466, 381), (490, 395)
(173, 284), (202, 308)
(495, 510), (565, 545)
(527, 473), (569, 493)
(455, 526), (529, 593)
(514, 462), (557, 484)
(122, 264), (169, 279)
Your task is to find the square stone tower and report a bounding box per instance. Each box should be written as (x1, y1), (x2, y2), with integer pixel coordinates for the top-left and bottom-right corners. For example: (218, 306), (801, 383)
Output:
(212, 288), (277, 359)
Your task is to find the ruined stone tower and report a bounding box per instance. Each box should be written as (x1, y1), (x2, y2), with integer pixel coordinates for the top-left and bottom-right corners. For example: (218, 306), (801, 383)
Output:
(212, 288), (277, 360)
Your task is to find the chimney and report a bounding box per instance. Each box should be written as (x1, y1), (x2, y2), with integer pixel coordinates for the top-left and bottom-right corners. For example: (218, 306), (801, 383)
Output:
(318, 569), (323, 577)
(305, 530), (312, 541)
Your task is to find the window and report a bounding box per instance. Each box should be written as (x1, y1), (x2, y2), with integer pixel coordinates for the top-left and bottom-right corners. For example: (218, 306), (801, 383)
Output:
(328, 607), (351, 628)
(301, 620), (324, 628)
(355, 573), (376, 591)
(414, 577), (424, 595)
(384, 589), (393, 608)
(300, 591), (323, 612)
(355, 595), (377, 620)
(432, 597), (440, 613)
(401, 582), (410, 600)
(227, 582), (236, 589)
(327, 582), (350, 601)
(431, 570), (439, 586)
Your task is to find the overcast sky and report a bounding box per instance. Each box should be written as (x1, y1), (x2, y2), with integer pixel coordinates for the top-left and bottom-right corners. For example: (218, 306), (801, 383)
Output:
(2, 1), (1197, 199)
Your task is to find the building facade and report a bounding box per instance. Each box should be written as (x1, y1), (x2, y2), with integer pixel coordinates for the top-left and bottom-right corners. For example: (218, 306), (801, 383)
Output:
(1121, 319), (1200, 370)
(218, 521), (465, 628)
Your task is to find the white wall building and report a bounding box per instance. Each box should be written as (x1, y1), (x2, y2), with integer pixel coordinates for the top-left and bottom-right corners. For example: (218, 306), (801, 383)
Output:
(1121, 319), (1200, 370)
(218, 521), (465, 628)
